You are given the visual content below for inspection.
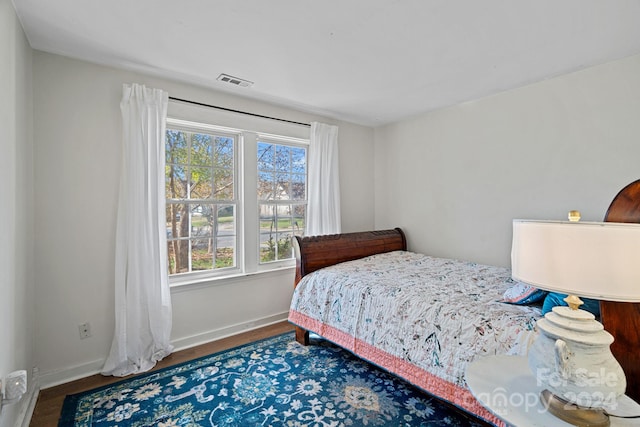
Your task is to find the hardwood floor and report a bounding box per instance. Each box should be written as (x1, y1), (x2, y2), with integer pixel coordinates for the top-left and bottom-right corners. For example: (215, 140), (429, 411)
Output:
(30, 321), (295, 426)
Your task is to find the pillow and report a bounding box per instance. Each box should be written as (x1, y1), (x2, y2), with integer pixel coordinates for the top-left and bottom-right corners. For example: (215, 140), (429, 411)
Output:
(541, 292), (601, 317)
(502, 281), (547, 305)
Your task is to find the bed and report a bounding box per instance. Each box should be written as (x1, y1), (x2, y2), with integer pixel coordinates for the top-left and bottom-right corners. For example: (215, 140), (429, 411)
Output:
(288, 179), (640, 425)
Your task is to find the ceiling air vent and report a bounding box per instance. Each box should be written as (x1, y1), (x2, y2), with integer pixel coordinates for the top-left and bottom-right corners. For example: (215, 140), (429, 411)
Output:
(217, 73), (253, 88)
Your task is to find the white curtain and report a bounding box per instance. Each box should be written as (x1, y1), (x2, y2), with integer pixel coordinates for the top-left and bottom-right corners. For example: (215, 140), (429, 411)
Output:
(102, 84), (174, 377)
(306, 122), (341, 236)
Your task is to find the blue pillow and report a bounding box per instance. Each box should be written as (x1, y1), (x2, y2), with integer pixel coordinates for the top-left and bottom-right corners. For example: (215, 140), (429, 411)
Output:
(502, 282), (547, 305)
(542, 292), (600, 317)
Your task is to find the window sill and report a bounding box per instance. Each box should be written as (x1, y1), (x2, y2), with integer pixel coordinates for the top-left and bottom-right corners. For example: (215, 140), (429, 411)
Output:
(169, 265), (296, 293)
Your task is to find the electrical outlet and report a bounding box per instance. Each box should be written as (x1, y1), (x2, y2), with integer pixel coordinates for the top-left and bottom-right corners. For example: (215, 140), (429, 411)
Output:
(78, 322), (91, 339)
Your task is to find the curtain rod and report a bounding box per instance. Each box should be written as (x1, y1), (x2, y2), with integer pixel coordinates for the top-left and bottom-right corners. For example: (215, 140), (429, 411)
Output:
(168, 96), (311, 127)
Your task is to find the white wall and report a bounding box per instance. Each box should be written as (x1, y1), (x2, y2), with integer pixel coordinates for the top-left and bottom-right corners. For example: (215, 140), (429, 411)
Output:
(0, 0), (35, 425)
(32, 52), (375, 386)
(375, 54), (640, 267)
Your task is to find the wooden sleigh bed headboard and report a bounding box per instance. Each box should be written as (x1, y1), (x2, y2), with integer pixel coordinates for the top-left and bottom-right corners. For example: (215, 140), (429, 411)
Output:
(291, 180), (640, 402)
(603, 178), (640, 403)
(292, 227), (407, 287)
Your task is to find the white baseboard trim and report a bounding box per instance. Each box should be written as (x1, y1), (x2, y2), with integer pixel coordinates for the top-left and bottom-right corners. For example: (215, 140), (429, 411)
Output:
(17, 383), (39, 427)
(39, 311), (290, 390)
(171, 311), (289, 352)
(39, 358), (106, 390)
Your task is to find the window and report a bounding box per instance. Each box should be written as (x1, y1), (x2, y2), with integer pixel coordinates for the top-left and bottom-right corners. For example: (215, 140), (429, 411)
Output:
(165, 127), (237, 276)
(257, 139), (307, 263)
(165, 118), (307, 282)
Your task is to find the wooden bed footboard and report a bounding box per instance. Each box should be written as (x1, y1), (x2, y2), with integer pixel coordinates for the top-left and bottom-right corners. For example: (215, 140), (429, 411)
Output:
(292, 228), (407, 344)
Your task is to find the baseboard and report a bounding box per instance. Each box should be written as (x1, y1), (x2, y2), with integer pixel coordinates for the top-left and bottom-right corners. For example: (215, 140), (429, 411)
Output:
(38, 311), (289, 389)
(171, 312), (289, 352)
(17, 383), (39, 427)
(39, 358), (106, 390)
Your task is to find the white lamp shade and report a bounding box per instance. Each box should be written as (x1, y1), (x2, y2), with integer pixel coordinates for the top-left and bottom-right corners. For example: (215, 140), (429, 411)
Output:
(512, 220), (640, 302)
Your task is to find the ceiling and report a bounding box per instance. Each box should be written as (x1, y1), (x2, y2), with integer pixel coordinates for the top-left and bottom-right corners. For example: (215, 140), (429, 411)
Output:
(12, 0), (640, 126)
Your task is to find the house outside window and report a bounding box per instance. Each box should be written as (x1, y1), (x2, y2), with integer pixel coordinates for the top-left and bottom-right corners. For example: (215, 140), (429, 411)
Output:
(165, 118), (307, 283)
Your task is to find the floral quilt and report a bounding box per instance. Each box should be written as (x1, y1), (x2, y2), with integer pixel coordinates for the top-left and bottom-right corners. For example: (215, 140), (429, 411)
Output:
(288, 250), (541, 420)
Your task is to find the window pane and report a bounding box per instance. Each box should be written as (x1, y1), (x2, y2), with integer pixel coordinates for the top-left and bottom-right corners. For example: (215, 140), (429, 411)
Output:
(259, 204), (275, 235)
(276, 205), (291, 231)
(190, 133), (213, 166)
(191, 166), (213, 199)
(258, 171), (275, 201)
(167, 239), (189, 274)
(215, 204), (236, 268)
(213, 168), (234, 200)
(216, 204), (235, 235)
(259, 203), (276, 261)
(260, 239), (275, 263)
(291, 147), (306, 173)
(166, 203), (188, 238)
(258, 203), (299, 263)
(215, 137), (234, 169)
(274, 205), (294, 261)
(275, 145), (291, 171)
(191, 204), (211, 238)
(166, 130), (188, 164)
(191, 204), (236, 270)
(259, 228), (281, 263)
(216, 204), (236, 269)
(276, 173), (290, 200)
(257, 142), (274, 171)
(215, 242), (235, 269)
(293, 205), (305, 237)
(191, 239), (213, 271)
(292, 173), (305, 200)
(166, 165), (187, 199)
(276, 232), (293, 260)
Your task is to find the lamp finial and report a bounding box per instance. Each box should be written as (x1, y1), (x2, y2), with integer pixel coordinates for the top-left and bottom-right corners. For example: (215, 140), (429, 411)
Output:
(563, 294), (584, 310)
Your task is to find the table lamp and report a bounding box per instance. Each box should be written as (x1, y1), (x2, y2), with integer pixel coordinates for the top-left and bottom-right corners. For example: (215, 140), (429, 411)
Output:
(511, 217), (640, 427)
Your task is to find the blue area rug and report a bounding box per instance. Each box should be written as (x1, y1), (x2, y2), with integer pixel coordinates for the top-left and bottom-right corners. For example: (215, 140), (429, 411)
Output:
(59, 332), (486, 426)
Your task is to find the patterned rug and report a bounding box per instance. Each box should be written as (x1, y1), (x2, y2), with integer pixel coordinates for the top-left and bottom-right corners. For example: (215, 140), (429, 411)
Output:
(59, 332), (487, 426)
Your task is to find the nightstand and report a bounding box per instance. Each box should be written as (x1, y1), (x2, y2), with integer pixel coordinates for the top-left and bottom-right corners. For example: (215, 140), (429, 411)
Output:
(465, 355), (640, 426)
